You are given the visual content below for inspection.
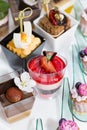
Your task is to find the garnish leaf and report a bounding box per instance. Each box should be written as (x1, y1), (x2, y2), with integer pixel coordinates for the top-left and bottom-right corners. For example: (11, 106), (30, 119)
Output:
(43, 51), (57, 61)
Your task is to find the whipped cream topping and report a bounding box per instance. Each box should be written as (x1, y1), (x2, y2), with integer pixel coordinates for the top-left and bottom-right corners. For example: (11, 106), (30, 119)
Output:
(59, 14), (64, 21)
(13, 21), (32, 49)
(0, 15), (8, 26)
(71, 86), (87, 102)
(55, 13), (64, 21)
(59, 119), (79, 130)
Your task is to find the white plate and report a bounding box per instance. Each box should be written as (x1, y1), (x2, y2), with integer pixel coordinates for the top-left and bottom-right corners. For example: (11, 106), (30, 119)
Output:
(23, 0), (37, 6)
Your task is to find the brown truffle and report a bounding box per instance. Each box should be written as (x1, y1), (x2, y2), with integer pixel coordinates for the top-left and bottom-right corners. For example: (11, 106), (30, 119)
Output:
(5, 87), (23, 103)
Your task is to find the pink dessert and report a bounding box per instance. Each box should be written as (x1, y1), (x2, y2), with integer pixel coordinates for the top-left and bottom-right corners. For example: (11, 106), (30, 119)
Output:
(71, 82), (87, 113)
(57, 118), (79, 130)
(78, 84), (87, 96)
(27, 51), (67, 98)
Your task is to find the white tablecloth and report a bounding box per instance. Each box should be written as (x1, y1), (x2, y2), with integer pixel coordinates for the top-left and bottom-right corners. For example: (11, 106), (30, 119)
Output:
(0, 1), (87, 130)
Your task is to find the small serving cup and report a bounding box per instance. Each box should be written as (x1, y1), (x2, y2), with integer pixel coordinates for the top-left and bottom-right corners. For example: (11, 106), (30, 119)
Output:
(27, 54), (67, 99)
(34, 11), (78, 54)
(0, 70), (35, 123)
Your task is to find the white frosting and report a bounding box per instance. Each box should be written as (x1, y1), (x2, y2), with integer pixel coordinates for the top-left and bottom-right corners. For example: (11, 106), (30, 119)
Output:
(71, 88), (87, 102)
(59, 14), (64, 21)
(13, 21), (32, 49)
(0, 15), (8, 26)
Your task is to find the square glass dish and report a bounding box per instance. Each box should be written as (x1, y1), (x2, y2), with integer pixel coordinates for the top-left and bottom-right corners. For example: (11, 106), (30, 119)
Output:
(0, 70), (35, 123)
(0, 26), (45, 59)
(34, 11), (78, 53)
(0, 26), (45, 70)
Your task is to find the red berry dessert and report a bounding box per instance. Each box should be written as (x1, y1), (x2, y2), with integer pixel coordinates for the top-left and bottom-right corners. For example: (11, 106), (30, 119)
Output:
(38, 8), (71, 37)
(71, 82), (87, 113)
(57, 118), (79, 130)
(27, 51), (67, 98)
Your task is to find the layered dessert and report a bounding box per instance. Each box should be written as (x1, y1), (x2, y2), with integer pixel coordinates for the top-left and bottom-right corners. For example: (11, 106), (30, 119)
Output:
(7, 21), (41, 58)
(79, 47), (87, 73)
(38, 8), (71, 37)
(80, 9), (87, 36)
(0, 0), (10, 36)
(27, 51), (67, 98)
(0, 78), (35, 123)
(71, 82), (87, 114)
(57, 118), (79, 130)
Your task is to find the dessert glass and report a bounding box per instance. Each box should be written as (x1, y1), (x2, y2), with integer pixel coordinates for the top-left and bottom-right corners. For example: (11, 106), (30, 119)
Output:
(27, 54), (67, 99)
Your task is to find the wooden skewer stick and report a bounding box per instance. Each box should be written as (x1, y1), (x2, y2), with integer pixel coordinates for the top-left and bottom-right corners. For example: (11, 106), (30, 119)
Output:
(43, 0), (50, 17)
(15, 7), (33, 33)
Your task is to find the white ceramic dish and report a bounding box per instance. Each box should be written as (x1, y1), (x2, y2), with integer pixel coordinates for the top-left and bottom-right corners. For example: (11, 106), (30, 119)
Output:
(34, 11), (79, 53)
(23, 0), (37, 6)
